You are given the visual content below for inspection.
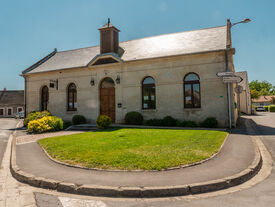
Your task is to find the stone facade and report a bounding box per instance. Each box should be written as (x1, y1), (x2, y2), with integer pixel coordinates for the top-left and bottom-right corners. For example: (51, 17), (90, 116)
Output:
(22, 21), (240, 127)
(24, 50), (236, 127)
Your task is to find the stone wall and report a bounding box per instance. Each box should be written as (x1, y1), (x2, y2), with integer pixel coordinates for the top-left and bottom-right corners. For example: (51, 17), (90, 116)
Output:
(25, 51), (235, 127)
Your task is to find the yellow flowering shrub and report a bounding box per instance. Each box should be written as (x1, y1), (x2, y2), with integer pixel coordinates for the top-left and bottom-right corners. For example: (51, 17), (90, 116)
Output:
(27, 116), (63, 134)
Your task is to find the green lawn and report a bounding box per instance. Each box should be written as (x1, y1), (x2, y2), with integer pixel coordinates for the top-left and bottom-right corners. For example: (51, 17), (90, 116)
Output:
(38, 128), (227, 171)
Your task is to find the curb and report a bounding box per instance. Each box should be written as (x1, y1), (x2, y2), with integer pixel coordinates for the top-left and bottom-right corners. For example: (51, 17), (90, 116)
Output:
(10, 130), (262, 198)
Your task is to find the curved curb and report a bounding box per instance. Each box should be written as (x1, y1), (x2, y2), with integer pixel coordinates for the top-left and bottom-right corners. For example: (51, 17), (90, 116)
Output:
(10, 133), (262, 198)
(37, 134), (229, 172)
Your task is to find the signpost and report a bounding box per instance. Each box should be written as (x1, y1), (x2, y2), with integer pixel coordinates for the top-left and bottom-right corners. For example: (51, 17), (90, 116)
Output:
(216, 72), (234, 77)
(222, 76), (243, 83)
(216, 72), (243, 128)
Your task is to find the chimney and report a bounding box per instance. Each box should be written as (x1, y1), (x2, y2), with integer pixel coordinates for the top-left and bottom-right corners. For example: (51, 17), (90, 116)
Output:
(98, 18), (120, 54)
(3, 88), (6, 91)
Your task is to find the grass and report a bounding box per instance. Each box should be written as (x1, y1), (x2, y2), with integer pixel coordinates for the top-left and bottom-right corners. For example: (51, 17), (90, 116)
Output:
(38, 128), (227, 171)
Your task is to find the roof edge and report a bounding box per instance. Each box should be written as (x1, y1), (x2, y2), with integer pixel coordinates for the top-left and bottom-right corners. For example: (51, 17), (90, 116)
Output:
(22, 49), (57, 75)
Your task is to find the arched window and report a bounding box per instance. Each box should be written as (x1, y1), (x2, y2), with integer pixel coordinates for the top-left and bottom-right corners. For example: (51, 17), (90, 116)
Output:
(67, 83), (77, 111)
(184, 73), (201, 108)
(142, 77), (156, 109)
(41, 86), (49, 111)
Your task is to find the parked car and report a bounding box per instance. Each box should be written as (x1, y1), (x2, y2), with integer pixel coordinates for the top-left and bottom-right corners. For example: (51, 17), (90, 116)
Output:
(15, 111), (24, 119)
(256, 106), (265, 112)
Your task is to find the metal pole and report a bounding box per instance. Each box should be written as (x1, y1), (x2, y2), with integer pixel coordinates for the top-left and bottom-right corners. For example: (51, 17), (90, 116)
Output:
(227, 83), (232, 129)
(237, 92), (241, 117)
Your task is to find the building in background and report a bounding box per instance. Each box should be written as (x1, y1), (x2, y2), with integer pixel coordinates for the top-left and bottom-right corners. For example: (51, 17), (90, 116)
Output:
(236, 71), (251, 115)
(252, 95), (275, 106)
(0, 88), (24, 117)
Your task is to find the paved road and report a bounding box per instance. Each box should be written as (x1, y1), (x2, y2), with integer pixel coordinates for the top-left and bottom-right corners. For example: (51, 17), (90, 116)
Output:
(34, 112), (275, 207)
(0, 118), (19, 166)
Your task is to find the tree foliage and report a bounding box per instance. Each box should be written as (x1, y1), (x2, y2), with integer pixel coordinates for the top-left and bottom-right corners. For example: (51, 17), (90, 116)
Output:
(249, 80), (275, 99)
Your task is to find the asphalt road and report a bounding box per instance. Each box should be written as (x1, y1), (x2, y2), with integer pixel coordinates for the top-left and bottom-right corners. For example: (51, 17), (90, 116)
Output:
(0, 118), (19, 167)
(33, 112), (275, 207)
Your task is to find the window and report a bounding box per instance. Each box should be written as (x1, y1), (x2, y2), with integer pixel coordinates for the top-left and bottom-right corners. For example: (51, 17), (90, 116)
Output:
(7, 108), (12, 116)
(142, 77), (156, 109)
(17, 107), (23, 113)
(41, 86), (49, 111)
(0, 108), (4, 116)
(184, 73), (201, 108)
(67, 83), (77, 111)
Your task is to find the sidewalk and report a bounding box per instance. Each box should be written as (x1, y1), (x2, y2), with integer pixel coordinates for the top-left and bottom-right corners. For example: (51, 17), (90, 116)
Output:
(12, 121), (261, 197)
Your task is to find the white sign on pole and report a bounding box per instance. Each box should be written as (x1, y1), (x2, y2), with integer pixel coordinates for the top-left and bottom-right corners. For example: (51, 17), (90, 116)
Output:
(222, 76), (243, 83)
(216, 72), (234, 77)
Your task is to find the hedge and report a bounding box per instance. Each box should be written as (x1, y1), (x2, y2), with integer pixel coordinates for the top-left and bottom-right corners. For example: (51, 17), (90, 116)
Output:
(269, 105), (275, 112)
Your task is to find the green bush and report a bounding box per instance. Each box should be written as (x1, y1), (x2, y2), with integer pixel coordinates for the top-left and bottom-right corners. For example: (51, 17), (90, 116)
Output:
(96, 115), (112, 129)
(176, 120), (182, 127)
(264, 106), (269, 112)
(63, 121), (72, 129)
(145, 118), (163, 126)
(125, 111), (143, 125)
(27, 116), (63, 134)
(24, 111), (51, 126)
(269, 105), (275, 112)
(161, 116), (177, 126)
(72, 115), (86, 125)
(182, 121), (197, 127)
(200, 117), (218, 128)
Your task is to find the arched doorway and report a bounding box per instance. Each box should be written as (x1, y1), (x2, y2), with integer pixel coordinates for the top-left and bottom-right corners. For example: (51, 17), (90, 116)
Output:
(41, 85), (49, 111)
(100, 77), (115, 122)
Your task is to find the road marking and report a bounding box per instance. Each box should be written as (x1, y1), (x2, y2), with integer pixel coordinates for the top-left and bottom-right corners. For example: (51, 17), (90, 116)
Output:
(59, 196), (108, 207)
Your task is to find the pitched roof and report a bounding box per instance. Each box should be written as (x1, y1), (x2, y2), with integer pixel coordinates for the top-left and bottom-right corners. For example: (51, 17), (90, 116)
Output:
(252, 95), (275, 103)
(23, 25), (227, 75)
(0, 90), (24, 105)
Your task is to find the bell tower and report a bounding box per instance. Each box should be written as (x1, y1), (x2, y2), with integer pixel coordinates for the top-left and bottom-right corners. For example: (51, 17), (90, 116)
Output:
(98, 18), (120, 54)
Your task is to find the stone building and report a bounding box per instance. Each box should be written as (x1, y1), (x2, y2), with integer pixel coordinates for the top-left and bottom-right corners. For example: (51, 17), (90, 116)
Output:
(0, 88), (24, 117)
(21, 20), (238, 127)
(236, 71), (251, 115)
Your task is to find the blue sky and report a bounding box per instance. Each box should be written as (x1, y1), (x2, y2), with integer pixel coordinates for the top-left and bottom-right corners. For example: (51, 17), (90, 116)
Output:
(0, 0), (274, 90)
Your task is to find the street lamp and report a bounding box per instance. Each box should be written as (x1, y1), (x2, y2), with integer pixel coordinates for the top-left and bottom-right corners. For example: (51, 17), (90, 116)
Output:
(231, 18), (251, 27)
(226, 18), (251, 128)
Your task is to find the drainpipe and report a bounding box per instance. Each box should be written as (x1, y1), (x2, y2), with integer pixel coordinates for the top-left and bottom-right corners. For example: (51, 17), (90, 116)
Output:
(24, 76), (27, 118)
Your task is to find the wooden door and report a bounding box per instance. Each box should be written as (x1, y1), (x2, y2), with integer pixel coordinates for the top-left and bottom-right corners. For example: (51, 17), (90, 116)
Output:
(100, 78), (115, 122)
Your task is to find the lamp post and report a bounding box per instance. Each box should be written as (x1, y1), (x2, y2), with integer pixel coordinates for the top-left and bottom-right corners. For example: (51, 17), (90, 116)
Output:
(231, 18), (251, 27)
(226, 18), (251, 128)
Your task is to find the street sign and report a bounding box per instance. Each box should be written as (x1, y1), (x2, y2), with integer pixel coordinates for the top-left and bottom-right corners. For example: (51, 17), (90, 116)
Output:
(216, 72), (234, 77)
(222, 76), (243, 83)
(234, 85), (243, 94)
